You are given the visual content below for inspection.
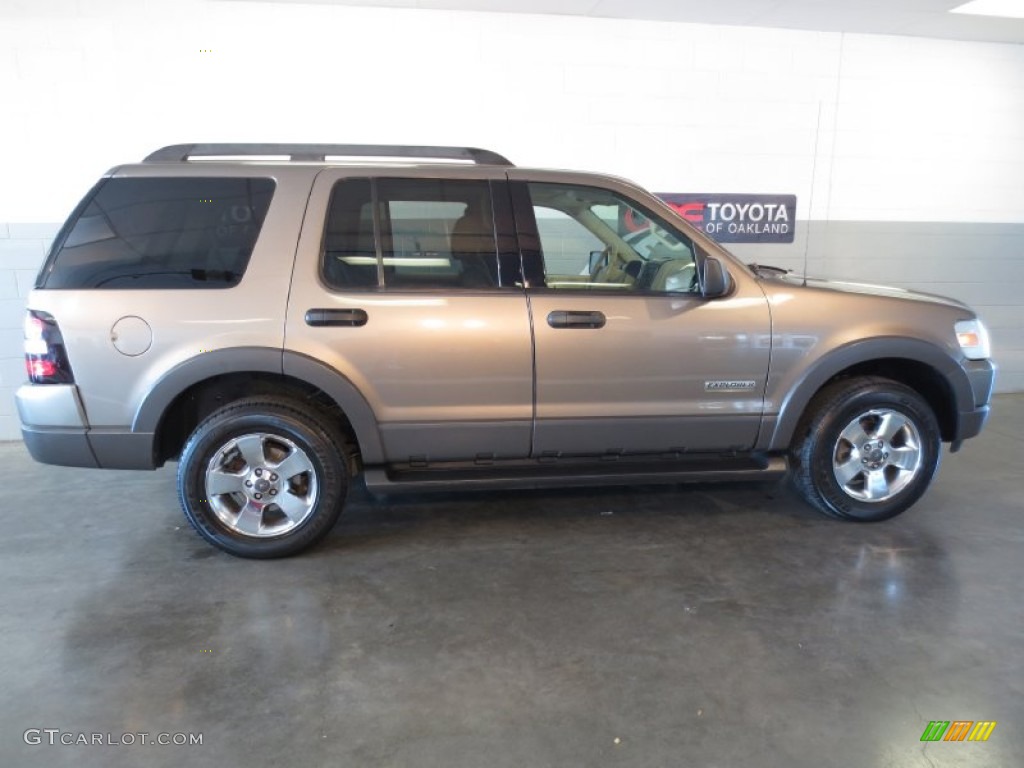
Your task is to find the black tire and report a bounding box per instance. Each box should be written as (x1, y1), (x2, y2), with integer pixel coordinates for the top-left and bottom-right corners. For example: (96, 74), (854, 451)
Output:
(791, 377), (941, 521)
(177, 397), (349, 558)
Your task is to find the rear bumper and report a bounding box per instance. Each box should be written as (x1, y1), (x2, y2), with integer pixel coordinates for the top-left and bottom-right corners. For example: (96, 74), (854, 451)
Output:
(16, 383), (87, 428)
(17, 383), (157, 469)
(22, 426), (99, 468)
(17, 384), (98, 468)
(20, 426), (158, 469)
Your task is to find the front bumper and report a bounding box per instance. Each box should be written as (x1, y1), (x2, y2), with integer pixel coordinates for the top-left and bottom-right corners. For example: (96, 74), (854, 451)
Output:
(955, 404), (990, 444)
(955, 358), (996, 443)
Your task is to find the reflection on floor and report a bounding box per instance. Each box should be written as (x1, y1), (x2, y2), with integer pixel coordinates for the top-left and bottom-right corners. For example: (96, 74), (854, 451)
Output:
(1, 395), (1021, 768)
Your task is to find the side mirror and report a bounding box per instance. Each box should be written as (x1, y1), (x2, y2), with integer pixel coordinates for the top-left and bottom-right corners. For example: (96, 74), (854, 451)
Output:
(701, 256), (731, 298)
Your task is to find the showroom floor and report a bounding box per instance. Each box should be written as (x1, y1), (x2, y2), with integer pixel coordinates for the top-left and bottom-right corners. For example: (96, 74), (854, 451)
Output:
(1, 395), (1021, 768)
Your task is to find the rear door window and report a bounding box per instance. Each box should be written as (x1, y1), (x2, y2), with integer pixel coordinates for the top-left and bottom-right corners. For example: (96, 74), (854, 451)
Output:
(40, 177), (275, 289)
(321, 178), (502, 290)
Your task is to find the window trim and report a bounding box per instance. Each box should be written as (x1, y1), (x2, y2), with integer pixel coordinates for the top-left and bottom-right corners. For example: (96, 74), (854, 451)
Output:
(370, 179), (385, 289)
(37, 178), (107, 289)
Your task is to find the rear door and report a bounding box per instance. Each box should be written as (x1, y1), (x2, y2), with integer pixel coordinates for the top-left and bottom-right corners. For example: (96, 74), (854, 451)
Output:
(287, 169), (533, 463)
(510, 174), (771, 457)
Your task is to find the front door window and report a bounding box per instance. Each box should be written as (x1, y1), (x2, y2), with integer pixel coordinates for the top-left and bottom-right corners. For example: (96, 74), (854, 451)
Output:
(529, 182), (699, 294)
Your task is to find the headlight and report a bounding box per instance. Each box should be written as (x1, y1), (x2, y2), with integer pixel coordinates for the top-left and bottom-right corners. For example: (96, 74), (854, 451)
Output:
(955, 319), (991, 360)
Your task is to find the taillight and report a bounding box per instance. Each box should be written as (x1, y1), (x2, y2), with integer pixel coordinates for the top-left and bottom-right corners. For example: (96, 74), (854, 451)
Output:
(24, 310), (74, 384)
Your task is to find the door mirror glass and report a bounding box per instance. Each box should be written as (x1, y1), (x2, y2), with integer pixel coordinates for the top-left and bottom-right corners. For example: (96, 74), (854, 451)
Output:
(701, 256), (731, 298)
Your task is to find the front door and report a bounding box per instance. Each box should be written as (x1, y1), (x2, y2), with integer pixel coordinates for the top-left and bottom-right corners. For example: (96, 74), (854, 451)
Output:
(512, 176), (771, 457)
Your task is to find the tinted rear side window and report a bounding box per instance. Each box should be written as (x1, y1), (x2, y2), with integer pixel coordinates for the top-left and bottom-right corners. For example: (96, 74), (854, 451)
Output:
(322, 179), (378, 289)
(41, 177), (275, 289)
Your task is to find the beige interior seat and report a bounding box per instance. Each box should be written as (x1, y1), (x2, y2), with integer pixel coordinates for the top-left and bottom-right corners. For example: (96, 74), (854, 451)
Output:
(449, 202), (499, 287)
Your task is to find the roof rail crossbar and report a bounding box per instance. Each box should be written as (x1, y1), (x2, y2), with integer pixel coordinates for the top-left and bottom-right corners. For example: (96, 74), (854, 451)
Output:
(144, 143), (514, 166)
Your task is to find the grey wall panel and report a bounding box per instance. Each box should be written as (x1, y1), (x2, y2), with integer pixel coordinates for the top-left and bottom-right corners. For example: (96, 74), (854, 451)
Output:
(0, 224), (56, 441)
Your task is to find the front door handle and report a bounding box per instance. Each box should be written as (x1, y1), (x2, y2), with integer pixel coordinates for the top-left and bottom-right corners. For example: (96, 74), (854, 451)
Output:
(547, 310), (606, 329)
(304, 308), (368, 327)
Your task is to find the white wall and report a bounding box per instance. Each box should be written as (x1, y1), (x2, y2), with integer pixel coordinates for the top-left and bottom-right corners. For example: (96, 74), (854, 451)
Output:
(1, 0), (1022, 439)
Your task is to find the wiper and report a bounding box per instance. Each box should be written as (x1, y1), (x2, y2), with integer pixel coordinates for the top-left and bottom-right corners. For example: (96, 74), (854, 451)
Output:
(92, 269), (238, 288)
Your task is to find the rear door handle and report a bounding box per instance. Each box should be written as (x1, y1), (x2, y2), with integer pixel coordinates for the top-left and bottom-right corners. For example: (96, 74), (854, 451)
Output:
(304, 308), (368, 327)
(547, 310), (606, 329)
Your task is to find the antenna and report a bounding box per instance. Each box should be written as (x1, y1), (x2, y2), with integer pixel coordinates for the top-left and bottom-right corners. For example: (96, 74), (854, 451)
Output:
(803, 101), (824, 287)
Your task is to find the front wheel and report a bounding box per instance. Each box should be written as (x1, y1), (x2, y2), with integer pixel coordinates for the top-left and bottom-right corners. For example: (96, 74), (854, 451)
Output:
(792, 377), (941, 521)
(177, 397), (349, 558)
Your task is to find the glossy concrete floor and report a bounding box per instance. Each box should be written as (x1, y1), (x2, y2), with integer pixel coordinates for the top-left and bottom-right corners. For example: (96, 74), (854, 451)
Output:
(1, 396), (1021, 768)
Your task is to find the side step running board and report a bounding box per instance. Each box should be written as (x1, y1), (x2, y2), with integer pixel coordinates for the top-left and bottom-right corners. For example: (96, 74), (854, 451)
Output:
(363, 455), (789, 494)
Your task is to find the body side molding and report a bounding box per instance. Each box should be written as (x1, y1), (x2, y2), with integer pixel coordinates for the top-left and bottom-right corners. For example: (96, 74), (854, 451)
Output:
(131, 347), (385, 465)
(760, 337), (973, 451)
(281, 351), (385, 464)
(132, 347), (284, 435)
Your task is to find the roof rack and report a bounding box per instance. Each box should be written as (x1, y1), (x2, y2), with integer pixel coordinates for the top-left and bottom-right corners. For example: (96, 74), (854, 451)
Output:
(144, 143), (514, 166)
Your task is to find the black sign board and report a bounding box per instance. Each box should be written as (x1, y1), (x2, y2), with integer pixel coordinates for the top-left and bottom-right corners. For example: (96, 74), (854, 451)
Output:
(656, 193), (797, 243)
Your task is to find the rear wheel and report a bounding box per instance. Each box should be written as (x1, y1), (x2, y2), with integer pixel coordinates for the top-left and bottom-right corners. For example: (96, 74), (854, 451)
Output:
(177, 397), (349, 558)
(792, 377), (941, 521)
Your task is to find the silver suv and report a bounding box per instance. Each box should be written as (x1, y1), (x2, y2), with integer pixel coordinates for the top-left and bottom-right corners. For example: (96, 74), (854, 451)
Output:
(17, 144), (995, 558)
